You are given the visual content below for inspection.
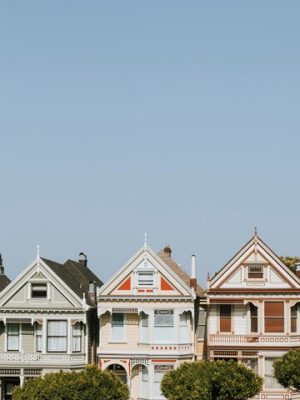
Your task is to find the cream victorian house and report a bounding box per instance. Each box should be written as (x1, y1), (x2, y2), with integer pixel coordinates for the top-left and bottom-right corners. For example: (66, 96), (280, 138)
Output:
(97, 243), (204, 400)
(0, 251), (102, 400)
(206, 233), (300, 400)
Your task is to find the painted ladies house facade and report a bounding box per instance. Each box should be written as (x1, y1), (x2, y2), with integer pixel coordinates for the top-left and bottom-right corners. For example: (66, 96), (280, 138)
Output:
(97, 243), (204, 400)
(0, 252), (102, 400)
(206, 233), (300, 400)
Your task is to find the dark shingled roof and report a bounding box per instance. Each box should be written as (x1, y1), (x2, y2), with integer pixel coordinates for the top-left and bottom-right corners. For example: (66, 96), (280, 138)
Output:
(0, 274), (11, 292)
(41, 257), (103, 306)
(157, 248), (205, 296)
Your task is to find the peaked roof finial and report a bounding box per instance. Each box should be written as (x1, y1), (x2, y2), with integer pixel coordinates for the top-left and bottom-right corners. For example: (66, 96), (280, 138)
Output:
(254, 226), (258, 236)
(144, 232), (148, 248)
(36, 245), (40, 260)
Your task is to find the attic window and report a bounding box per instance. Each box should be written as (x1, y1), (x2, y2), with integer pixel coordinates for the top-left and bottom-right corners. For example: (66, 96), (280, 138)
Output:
(31, 284), (47, 298)
(248, 264), (264, 279)
(138, 272), (154, 287)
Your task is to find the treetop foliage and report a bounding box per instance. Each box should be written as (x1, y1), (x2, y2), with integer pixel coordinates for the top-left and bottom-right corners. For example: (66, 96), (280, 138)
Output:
(161, 360), (262, 400)
(280, 256), (300, 272)
(12, 365), (129, 400)
(273, 349), (300, 391)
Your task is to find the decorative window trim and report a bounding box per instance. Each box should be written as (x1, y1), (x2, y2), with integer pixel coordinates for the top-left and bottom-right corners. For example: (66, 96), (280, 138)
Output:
(247, 264), (264, 280)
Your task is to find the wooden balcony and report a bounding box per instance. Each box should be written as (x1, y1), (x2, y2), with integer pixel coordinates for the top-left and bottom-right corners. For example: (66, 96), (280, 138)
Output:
(208, 334), (300, 347)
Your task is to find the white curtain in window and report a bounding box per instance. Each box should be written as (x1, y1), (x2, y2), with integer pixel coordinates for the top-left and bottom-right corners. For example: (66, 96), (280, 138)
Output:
(154, 311), (175, 343)
(7, 324), (19, 351)
(179, 312), (189, 343)
(111, 313), (125, 342)
(72, 323), (82, 352)
(47, 321), (67, 352)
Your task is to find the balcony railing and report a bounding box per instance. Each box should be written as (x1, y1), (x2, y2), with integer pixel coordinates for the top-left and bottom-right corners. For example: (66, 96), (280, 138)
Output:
(99, 343), (193, 356)
(209, 334), (300, 347)
(0, 352), (86, 365)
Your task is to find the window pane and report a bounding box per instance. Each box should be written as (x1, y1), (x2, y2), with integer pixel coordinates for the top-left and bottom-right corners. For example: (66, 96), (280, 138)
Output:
(111, 314), (125, 342)
(154, 310), (174, 327)
(220, 305), (231, 333)
(265, 302), (284, 316)
(291, 305), (297, 333)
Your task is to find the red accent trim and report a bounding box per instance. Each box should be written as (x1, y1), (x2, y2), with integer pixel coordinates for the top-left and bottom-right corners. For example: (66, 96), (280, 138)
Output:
(117, 277), (131, 291)
(137, 289), (145, 292)
(151, 359), (176, 363)
(146, 289), (153, 292)
(161, 277), (175, 291)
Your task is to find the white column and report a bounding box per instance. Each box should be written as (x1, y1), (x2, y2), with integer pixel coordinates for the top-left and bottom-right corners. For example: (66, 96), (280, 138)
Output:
(20, 369), (25, 387)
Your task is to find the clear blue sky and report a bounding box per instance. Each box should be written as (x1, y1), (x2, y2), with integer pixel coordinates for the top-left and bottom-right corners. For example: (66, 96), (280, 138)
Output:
(0, 1), (299, 287)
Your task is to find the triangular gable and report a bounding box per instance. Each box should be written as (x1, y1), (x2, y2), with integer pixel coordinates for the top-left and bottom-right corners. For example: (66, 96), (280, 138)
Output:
(99, 245), (193, 297)
(210, 235), (300, 290)
(0, 258), (86, 308)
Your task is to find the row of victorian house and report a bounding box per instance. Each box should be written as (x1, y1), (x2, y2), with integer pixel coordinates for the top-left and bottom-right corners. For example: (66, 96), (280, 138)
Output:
(0, 234), (298, 400)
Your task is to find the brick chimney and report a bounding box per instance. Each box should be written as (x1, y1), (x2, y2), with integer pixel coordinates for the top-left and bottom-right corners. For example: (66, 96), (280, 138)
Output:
(163, 245), (172, 257)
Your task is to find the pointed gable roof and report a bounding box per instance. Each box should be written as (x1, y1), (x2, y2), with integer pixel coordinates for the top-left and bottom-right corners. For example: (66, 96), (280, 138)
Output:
(0, 274), (11, 292)
(209, 234), (300, 293)
(157, 248), (204, 296)
(42, 258), (103, 305)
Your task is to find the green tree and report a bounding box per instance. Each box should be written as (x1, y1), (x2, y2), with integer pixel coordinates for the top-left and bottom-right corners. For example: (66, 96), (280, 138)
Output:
(273, 349), (300, 390)
(161, 360), (262, 400)
(279, 256), (300, 272)
(13, 365), (129, 400)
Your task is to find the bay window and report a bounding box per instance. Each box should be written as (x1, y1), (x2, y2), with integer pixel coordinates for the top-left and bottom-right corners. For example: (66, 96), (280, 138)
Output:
(36, 323), (42, 352)
(179, 312), (189, 343)
(47, 320), (67, 352)
(250, 303), (258, 333)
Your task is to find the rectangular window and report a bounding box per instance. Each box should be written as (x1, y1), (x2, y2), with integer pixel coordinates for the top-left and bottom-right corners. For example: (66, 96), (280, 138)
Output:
(31, 284), (47, 298)
(265, 358), (282, 389)
(47, 320), (67, 352)
(137, 272), (154, 287)
(141, 365), (149, 399)
(179, 312), (189, 343)
(220, 305), (231, 333)
(140, 312), (149, 343)
(72, 322), (82, 352)
(154, 366), (174, 397)
(248, 264), (264, 279)
(111, 313), (125, 342)
(36, 324), (42, 352)
(291, 305), (297, 333)
(264, 302), (284, 333)
(7, 324), (19, 351)
(154, 310), (174, 343)
(250, 304), (258, 333)
(197, 307), (207, 340)
(241, 358), (258, 374)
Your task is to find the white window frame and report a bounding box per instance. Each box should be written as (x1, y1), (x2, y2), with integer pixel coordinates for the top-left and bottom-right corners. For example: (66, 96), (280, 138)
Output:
(154, 310), (175, 344)
(7, 323), (20, 351)
(72, 322), (82, 352)
(47, 320), (67, 353)
(247, 264), (264, 279)
(31, 283), (48, 298)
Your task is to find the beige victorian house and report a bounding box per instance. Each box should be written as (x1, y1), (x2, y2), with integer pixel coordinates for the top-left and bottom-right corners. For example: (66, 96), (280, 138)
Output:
(97, 243), (204, 400)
